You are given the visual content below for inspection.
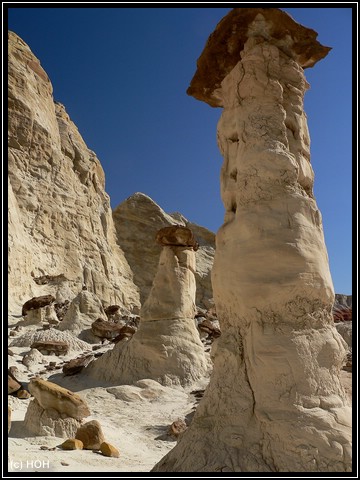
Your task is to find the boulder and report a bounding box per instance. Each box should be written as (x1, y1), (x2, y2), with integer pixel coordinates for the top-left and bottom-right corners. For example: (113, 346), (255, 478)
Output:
(8, 375), (22, 395)
(75, 420), (105, 450)
(60, 439), (84, 450)
(100, 442), (120, 458)
(17, 389), (31, 399)
(91, 318), (124, 339)
(30, 340), (69, 355)
(168, 419), (187, 437)
(28, 377), (90, 420)
(104, 305), (121, 316)
(62, 355), (94, 376)
(22, 295), (55, 316)
(24, 399), (82, 438)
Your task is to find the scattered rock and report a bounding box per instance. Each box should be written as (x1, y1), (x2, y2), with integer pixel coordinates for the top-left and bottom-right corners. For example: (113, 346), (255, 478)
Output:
(54, 300), (71, 321)
(22, 348), (46, 370)
(33, 273), (66, 285)
(75, 420), (105, 450)
(22, 295), (55, 316)
(62, 355), (94, 376)
(104, 305), (121, 317)
(112, 325), (137, 343)
(91, 318), (124, 339)
(100, 442), (120, 458)
(28, 377), (90, 420)
(168, 419), (187, 437)
(197, 318), (221, 338)
(30, 340), (69, 355)
(10, 328), (91, 354)
(8, 370), (22, 394)
(8, 348), (14, 356)
(17, 389), (31, 399)
(60, 439), (84, 450)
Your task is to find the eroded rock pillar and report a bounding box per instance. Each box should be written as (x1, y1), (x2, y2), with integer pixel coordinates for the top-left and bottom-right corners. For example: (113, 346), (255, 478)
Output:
(153, 8), (351, 472)
(87, 226), (209, 387)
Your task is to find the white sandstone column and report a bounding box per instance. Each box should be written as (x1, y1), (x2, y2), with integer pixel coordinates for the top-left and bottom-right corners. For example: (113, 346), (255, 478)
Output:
(153, 8), (351, 472)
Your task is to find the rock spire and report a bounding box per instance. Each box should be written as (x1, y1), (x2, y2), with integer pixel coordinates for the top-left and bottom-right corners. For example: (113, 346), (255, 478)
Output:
(153, 8), (351, 472)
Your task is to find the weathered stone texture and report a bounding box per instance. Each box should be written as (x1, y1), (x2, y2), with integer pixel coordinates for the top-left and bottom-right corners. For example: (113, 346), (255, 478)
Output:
(153, 8), (351, 473)
(8, 31), (139, 313)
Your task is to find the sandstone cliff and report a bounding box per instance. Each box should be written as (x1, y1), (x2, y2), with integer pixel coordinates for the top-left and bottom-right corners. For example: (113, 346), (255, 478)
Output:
(113, 192), (215, 308)
(8, 31), (140, 313)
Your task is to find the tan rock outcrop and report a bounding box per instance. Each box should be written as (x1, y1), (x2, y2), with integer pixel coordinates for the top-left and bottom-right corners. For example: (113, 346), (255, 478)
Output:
(24, 399), (82, 438)
(87, 230), (209, 387)
(153, 8), (351, 473)
(28, 378), (90, 420)
(113, 192), (215, 308)
(8, 31), (139, 313)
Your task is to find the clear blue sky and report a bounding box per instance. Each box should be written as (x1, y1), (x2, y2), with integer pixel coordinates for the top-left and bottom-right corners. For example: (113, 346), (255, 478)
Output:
(7, 6), (353, 295)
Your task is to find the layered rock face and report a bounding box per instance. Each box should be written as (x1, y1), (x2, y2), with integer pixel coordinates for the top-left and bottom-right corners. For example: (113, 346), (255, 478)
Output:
(113, 192), (215, 308)
(8, 31), (139, 312)
(87, 227), (209, 387)
(154, 8), (351, 472)
(24, 378), (90, 437)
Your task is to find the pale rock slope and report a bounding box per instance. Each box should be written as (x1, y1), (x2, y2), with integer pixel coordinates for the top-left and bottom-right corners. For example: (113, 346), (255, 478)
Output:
(113, 192), (215, 308)
(8, 31), (139, 313)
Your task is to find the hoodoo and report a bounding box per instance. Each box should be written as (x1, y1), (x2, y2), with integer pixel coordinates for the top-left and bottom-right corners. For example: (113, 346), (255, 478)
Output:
(87, 226), (209, 387)
(153, 8), (351, 472)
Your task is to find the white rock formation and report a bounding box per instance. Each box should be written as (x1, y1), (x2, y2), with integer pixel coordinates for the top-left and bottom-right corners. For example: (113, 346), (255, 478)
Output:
(113, 192), (215, 308)
(86, 227), (210, 387)
(8, 31), (139, 314)
(10, 328), (92, 354)
(58, 290), (106, 342)
(153, 8), (351, 472)
(24, 399), (82, 438)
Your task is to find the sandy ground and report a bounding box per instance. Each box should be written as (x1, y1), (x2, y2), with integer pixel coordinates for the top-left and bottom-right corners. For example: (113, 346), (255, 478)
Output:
(7, 313), (208, 474)
(7, 314), (352, 474)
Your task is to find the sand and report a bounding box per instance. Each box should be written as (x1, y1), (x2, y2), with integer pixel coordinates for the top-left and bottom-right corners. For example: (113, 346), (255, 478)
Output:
(7, 313), (208, 473)
(7, 313), (351, 474)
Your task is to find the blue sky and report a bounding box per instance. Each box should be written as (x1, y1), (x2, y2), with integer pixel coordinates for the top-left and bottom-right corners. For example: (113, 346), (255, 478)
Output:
(7, 6), (353, 295)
